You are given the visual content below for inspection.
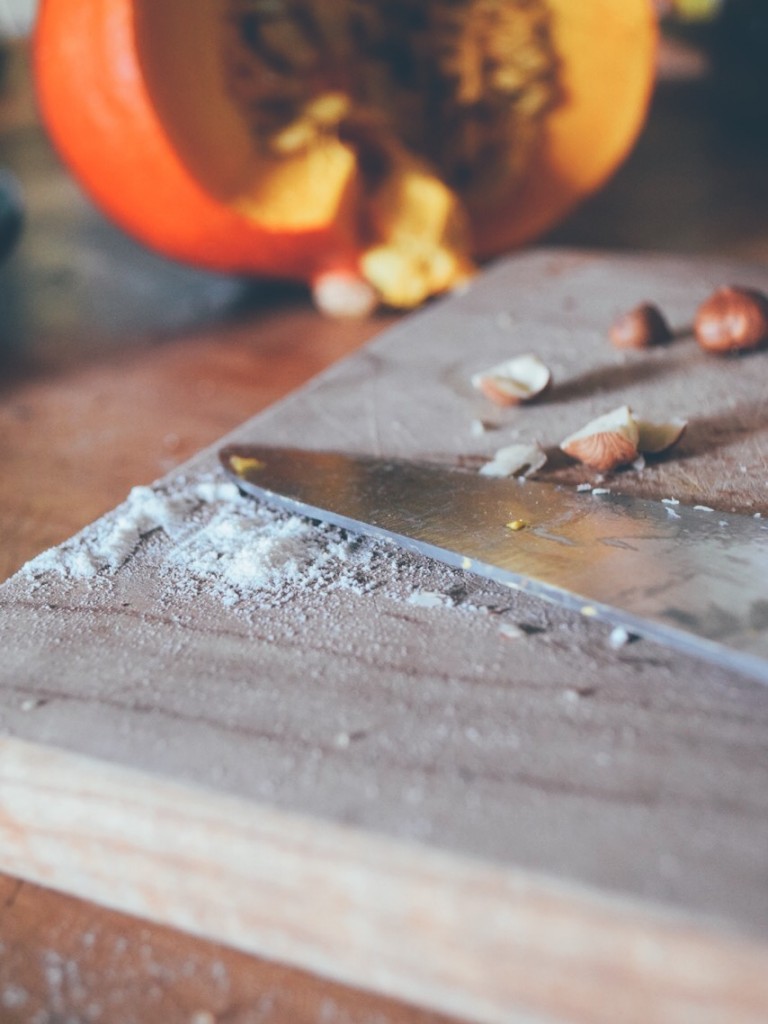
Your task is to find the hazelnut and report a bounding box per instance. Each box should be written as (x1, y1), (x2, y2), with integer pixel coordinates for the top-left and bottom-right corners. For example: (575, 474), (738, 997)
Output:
(608, 303), (672, 349)
(694, 286), (768, 354)
(471, 354), (551, 406)
(561, 407), (687, 473)
(560, 405), (640, 473)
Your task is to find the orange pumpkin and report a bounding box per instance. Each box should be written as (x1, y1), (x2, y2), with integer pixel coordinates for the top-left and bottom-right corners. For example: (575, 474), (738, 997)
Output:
(34, 0), (657, 313)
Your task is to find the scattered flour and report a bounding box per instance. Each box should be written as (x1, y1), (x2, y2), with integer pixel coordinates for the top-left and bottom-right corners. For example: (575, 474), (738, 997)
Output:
(407, 590), (453, 609)
(19, 471), (488, 612)
(16, 469), (646, 653)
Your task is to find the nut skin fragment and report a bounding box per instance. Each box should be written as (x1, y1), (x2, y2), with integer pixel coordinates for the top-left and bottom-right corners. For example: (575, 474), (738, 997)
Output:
(562, 431), (639, 473)
(694, 286), (768, 354)
(608, 303), (672, 349)
(560, 405), (639, 473)
(476, 376), (533, 406)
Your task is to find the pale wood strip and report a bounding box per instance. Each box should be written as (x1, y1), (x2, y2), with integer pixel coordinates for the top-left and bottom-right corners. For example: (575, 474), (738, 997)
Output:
(1, 735), (766, 1024)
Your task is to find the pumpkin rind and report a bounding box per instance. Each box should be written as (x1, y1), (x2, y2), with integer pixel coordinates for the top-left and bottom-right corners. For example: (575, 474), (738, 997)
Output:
(33, 0), (362, 280)
(33, 0), (657, 287)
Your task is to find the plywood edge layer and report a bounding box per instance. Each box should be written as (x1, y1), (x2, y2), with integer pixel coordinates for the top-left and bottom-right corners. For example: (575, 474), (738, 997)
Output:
(1, 735), (766, 1024)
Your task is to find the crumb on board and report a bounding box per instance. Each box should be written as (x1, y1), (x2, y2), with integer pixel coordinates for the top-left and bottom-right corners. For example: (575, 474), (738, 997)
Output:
(608, 626), (634, 650)
(498, 621), (526, 640)
(479, 442), (547, 479)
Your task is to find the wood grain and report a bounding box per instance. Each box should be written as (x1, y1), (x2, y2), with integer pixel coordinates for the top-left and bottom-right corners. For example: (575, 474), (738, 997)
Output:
(2, 737), (768, 1024)
(2, 250), (768, 1022)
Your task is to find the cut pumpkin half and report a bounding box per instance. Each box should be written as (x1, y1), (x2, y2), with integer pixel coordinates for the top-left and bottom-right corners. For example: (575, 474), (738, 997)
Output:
(34, 0), (657, 311)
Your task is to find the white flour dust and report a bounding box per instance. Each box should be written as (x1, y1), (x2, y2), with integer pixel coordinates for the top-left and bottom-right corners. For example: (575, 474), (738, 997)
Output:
(20, 471), (478, 610)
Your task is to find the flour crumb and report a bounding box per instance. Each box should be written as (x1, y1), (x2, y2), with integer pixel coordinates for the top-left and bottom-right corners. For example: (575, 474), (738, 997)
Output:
(407, 590), (451, 608)
(608, 625), (633, 649)
(498, 621), (526, 640)
(1, 985), (28, 1010)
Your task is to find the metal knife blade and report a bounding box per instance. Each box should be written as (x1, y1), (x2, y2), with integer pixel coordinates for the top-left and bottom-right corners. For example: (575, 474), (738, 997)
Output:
(219, 444), (768, 683)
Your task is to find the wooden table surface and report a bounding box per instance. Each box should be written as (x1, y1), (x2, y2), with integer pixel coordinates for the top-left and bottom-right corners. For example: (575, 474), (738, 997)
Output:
(2, 32), (768, 1024)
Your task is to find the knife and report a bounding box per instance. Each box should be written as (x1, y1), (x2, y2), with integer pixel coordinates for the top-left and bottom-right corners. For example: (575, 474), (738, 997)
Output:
(220, 444), (768, 684)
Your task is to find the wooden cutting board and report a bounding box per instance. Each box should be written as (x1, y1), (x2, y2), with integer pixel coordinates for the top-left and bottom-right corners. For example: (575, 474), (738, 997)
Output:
(2, 249), (768, 1024)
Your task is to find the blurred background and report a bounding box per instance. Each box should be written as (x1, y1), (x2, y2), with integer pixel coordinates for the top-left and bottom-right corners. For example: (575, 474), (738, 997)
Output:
(1, 0), (768, 372)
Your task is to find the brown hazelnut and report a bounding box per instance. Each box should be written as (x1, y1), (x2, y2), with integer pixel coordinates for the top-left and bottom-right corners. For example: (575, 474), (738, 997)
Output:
(608, 303), (672, 349)
(694, 286), (768, 354)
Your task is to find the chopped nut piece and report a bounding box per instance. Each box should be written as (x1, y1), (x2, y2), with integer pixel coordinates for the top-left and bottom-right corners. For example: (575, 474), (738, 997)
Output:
(635, 417), (687, 455)
(470, 418), (496, 437)
(560, 405), (639, 472)
(694, 285), (768, 353)
(562, 407), (687, 472)
(229, 455), (266, 475)
(479, 442), (547, 478)
(608, 302), (672, 349)
(471, 354), (551, 406)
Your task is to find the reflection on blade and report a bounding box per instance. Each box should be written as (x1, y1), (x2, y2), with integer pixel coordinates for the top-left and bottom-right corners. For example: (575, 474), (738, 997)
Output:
(220, 445), (768, 684)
